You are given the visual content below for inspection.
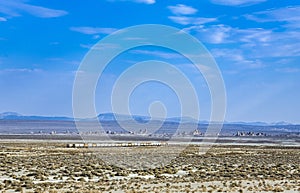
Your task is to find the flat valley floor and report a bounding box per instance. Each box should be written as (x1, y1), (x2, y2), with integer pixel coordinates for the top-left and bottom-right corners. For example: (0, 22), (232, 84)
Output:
(0, 141), (299, 193)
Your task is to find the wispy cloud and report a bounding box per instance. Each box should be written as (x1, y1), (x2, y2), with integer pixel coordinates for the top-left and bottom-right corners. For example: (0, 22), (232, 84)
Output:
(168, 4), (197, 15)
(80, 44), (94, 49)
(131, 50), (183, 59)
(237, 28), (273, 44)
(182, 20), (300, 70)
(211, 0), (266, 6)
(245, 6), (300, 29)
(49, 42), (60, 45)
(186, 23), (300, 58)
(183, 25), (232, 44)
(134, 0), (155, 4)
(80, 43), (120, 50)
(212, 48), (264, 69)
(169, 16), (217, 25)
(251, 41), (300, 58)
(276, 67), (300, 73)
(46, 58), (80, 66)
(70, 27), (118, 35)
(108, 0), (155, 4)
(0, 17), (7, 21)
(0, 0), (68, 18)
(0, 68), (42, 74)
(167, 4), (216, 26)
(184, 24), (275, 45)
(240, 29), (300, 57)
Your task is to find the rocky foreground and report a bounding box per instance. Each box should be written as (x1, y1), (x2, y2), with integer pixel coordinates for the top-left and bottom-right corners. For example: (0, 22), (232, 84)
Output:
(0, 142), (299, 192)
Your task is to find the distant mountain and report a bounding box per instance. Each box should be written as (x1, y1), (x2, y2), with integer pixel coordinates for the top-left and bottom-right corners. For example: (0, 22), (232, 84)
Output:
(0, 112), (73, 121)
(96, 113), (119, 121)
(0, 112), (22, 119)
(228, 121), (269, 126)
(271, 121), (292, 126)
(0, 112), (295, 126)
(97, 113), (150, 123)
(227, 121), (294, 126)
(165, 116), (199, 123)
(97, 114), (200, 123)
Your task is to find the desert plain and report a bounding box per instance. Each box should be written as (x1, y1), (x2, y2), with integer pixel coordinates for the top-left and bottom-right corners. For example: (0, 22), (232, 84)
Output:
(0, 140), (299, 193)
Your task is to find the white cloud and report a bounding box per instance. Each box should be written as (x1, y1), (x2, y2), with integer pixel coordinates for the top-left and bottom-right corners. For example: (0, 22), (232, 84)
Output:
(284, 22), (300, 29)
(183, 22), (300, 70)
(211, 0), (266, 6)
(19, 4), (67, 18)
(135, 0), (155, 4)
(168, 4), (197, 15)
(251, 41), (300, 58)
(80, 43), (120, 50)
(187, 23), (300, 58)
(184, 24), (276, 45)
(92, 35), (101, 39)
(169, 16), (217, 25)
(237, 28), (272, 43)
(240, 29), (300, 57)
(0, 0), (68, 18)
(212, 48), (264, 69)
(0, 68), (42, 73)
(108, 0), (155, 4)
(183, 25), (232, 44)
(0, 17), (7, 21)
(70, 27), (118, 35)
(245, 6), (300, 29)
(131, 50), (183, 59)
(80, 44), (93, 49)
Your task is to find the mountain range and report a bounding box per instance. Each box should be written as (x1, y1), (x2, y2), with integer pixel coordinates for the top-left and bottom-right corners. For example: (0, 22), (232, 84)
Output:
(0, 112), (73, 121)
(0, 112), (294, 126)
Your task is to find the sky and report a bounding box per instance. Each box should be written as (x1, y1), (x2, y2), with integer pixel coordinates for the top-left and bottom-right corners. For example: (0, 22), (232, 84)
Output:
(0, 0), (299, 123)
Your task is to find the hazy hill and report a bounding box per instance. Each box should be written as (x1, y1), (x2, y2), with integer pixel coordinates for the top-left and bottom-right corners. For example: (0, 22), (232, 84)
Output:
(0, 112), (295, 126)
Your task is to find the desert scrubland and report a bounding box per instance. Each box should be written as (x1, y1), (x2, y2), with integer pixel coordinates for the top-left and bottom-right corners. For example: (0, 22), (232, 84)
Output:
(0, 141), (299, 193)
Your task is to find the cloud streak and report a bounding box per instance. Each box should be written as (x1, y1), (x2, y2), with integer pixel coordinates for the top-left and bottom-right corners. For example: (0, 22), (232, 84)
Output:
(245, 6), (300, 29)
(183, 25), (232, 44)
(211, 0), (266, 6)
(0, 0), (68, 18)
(184, 24), (275, 45)
(212, 48), (264, 69)
(0, 17), (7, 21)
(168, 4), (198, 15)
(276, 67), (300, 73)
(184, 21), (300, 70)
(0, 68), (42, 74)
(70, 27), (118, 35)
(169, 16), (217, 25)
(134, 0), (155, 4)
(131, 50), (183, 59)
(108, 0), (155, 4)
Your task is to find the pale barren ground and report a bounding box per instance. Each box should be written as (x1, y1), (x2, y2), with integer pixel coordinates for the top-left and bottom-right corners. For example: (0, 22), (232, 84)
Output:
(0, 141), (299, 193)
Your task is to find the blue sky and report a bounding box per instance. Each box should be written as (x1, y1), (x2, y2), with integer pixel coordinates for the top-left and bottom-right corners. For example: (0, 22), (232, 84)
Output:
(0, 0), (299, 123)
